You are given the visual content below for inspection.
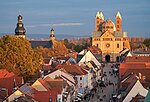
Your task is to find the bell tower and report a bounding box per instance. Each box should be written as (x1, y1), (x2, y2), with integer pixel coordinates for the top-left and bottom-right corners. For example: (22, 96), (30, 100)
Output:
(15, 15), (26, 38)
(95, 11), (104, 31)
(50, 28), (55, 40)
(116, 11), (122, 31)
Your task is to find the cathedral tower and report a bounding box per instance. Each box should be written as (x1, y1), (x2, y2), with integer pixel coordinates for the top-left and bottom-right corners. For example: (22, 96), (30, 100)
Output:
(50, 28), (55, 40)
(116, 11), (122, 31)
(15, 15), (26, 38)
(95, 11), (104, 31)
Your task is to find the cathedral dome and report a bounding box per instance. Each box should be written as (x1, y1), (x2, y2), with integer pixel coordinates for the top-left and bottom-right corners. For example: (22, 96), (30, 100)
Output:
(102, 19), (116, 33)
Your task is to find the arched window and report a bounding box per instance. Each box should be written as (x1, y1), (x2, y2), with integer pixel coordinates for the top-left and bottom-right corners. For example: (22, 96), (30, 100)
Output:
(97, 44), (98, 47)
(117, 44), (119, 48)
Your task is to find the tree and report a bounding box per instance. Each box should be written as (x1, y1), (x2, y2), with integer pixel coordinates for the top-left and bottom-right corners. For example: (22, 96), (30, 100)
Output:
(143, 38), (150, 47)
(0, 35), (43, 79)
(47, 40), (68, 57)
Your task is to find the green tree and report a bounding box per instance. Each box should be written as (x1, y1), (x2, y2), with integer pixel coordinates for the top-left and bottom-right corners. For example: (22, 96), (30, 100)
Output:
(143, 38), (150, 47)
(0, 35), (43, 79)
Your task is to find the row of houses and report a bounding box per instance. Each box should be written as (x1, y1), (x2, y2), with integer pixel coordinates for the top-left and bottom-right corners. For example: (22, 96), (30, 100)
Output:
(118, 51), (150, 102)
(0, 47), (102, 102)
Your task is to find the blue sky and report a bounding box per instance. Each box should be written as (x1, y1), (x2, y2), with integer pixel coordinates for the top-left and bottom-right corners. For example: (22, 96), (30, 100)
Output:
(0, 0), (150, 38)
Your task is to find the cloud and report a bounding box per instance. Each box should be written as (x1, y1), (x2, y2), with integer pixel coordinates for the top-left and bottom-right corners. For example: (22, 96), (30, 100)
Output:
(26, 23), (83, 28)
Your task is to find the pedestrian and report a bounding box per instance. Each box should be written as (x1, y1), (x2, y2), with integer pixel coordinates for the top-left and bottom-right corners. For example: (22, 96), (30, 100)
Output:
(92, 94), (94, 98)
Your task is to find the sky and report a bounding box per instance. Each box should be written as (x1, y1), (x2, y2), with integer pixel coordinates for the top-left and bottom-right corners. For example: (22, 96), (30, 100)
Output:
(0, 0), (150, 38)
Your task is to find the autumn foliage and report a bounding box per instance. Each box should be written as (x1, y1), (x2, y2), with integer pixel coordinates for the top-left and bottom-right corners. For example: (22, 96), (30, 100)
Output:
(0, 35), (43, 79)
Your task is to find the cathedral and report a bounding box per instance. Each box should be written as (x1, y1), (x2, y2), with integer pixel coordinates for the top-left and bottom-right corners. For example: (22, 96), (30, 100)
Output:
(92, 11), (130, 62)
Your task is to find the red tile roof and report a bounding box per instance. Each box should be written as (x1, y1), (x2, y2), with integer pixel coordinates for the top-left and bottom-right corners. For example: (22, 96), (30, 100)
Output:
(120, 68), (150, 89)
(120, 62), (150, 76)
(124, 56), (150, 62)
(42, 65), (52, 71)
(87, 46), (102, 55)
(36, 78), (52, 90)
(0, 69), (23, 96)
(56, 56), (70, 61)
(43, 58), (51, 64)
(31, 90), (57, 102)
(55, 64), (88, 75)
(19, 84), (57, 102)
(66, 52), (78, 59)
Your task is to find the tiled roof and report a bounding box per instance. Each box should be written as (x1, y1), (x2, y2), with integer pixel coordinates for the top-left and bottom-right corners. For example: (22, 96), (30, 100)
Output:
(36, 78), (51, 90)
(120, 62), (150, 76)
(31, 90), (57, 102)
(19, 84), (57, 102)
(123, 79), (148, 102)
(55, 64), (88, 75)
(66, 52), (78, 60)
(0, 69), (23, 96)
(56, 56), (70, 61)
(43, 58), (51, 64)
(123, 68), (150, 82)
(42, 65), (52, 71)
(46, 78), (67, 89)
(124, 56), (150, 62)
(87, 46), (102, 55)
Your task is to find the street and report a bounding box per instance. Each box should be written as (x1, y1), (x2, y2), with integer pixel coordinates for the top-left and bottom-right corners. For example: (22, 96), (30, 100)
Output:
(83, 63), (118, 102)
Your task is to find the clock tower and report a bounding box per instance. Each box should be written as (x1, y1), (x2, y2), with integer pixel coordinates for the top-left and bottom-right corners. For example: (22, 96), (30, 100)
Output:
(15, 15), (26, 38)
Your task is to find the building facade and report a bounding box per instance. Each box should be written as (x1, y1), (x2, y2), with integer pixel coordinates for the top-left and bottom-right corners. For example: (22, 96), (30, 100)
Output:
(92, 11), (130, 62)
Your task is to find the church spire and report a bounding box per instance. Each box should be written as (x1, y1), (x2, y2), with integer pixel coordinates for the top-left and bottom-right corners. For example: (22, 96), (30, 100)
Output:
(95, 11), (104, 31)
(116, 11), (122, 20)
(15, 15), (26, 38)
(96, 11), (104, 20)
(116, 11), (122, 31)
(50, 28), (55, 40)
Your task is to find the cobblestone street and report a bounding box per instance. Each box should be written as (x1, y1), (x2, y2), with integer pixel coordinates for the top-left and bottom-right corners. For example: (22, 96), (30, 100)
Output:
(83, 63), (118, 102)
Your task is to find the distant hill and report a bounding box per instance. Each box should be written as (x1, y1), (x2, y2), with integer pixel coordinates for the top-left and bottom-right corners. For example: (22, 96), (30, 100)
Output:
(0, 33), (90, 40)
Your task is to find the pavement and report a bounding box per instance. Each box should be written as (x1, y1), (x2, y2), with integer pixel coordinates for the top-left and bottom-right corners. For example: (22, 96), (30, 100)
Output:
(82, 63), (118, 102)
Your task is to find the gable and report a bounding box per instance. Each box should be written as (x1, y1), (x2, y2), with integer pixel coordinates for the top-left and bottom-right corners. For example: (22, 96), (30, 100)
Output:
(123, 80), (148, 102)
(100, 31), (115, 39)
(79, 51), (101, 66)
(32, 80), (48, 91)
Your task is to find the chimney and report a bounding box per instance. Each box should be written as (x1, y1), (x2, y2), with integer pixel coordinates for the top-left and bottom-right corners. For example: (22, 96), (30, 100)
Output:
(139, 73), (142, 79)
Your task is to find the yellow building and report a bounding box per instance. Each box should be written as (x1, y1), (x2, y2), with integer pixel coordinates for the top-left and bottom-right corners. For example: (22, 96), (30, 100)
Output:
(92, 11), (130, 62)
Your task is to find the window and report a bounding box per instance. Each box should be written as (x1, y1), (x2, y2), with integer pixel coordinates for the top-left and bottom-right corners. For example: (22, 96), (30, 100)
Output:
(80, 83), (82, 87)
(123, 42), (125, 47)
(117, 44), (119, 48)
(80, 77), (82, 80)
(117, 25), (119, 28)
(96, 44), (98, 47)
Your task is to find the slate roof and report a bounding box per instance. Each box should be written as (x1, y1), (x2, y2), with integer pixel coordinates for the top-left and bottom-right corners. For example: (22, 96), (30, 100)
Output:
(30, 40), (52, 48)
